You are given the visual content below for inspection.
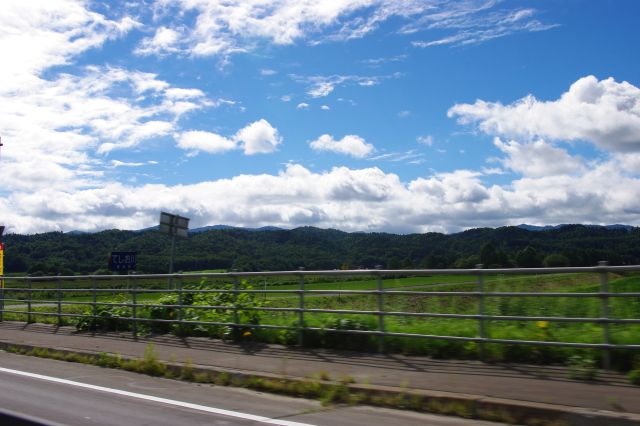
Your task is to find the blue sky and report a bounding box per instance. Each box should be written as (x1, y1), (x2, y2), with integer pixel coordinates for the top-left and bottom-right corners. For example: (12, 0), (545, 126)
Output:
(1, 0), (640, 234)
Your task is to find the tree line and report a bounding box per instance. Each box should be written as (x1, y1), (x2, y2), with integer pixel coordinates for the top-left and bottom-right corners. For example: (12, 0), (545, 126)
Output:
(2, 224), (639, 275)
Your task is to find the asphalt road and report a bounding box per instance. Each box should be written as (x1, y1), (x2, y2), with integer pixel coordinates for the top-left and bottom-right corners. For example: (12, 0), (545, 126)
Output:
(0, 351), (504, 426)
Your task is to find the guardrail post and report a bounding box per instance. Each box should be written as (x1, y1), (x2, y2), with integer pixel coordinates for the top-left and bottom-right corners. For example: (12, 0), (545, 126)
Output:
(27, 278), (32, 323)
(57, 274), (62, 327)
(130, 271), (137, 339)
(476, 264), (486, 361)
(0, 275), (4, 322)
(598, 261), (611, 369)
(131, 287), (137, 339)
(168, 235), (176, 290)
(233, 276), (240, 339)
(177, 271), (183, 325)
(92, 276), (97, 332)
(376, 266), (385, 353)
(298, 267), (305, 347)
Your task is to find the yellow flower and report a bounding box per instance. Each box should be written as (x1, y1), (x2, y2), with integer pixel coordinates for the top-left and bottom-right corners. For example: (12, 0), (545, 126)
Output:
(536, 321), (549, 329)
(243, 330), (252, 337)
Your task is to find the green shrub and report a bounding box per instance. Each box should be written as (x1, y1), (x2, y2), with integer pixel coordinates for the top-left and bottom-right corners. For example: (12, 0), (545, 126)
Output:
(567, 355), (598, 381)
(321, 317), (376, 351)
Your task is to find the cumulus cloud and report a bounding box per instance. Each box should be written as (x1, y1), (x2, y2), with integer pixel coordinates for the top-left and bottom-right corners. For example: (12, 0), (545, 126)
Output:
(5, 160), (640, 235)
(177, 131), (237, 155)
(234, 119), (283, 155)
(310, 134), (375, 158)
(0, 1), (220, 196)
(135, 26), (182, 56)
(0, 0), (138, 90)
(448, 76), (640, 152)
(175, 120), (282, 155)
(493, 138), (585, 178)
(297, 102), (310, 109)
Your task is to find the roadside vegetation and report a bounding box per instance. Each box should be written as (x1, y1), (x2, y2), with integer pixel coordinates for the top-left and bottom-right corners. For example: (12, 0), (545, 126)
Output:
(0, 343), (554, 424)
(3, 272), (640, 375)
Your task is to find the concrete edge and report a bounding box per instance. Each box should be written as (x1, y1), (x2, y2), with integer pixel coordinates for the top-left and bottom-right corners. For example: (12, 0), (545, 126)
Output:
(0, 406), (65, 426)
(1, 340), (639, 426)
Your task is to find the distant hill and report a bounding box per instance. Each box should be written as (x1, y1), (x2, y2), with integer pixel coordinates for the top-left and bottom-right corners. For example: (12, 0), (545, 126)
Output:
(517, 224), (634, 232)
(190, 225), (286, 233)
(3, 224), (639, 274)
(68, 224), (287, 234)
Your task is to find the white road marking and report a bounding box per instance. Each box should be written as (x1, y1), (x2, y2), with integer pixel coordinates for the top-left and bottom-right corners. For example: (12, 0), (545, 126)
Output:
(0, 366), (315, 426)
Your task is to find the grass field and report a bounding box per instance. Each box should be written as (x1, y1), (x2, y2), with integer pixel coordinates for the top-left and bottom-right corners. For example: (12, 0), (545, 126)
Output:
(2, 272), (639, 370)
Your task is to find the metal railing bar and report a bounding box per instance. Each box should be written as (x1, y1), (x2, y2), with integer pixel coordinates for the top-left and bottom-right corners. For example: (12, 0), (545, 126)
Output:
(6, 300), (640, 324)
(4, 288), (640, 298)
(3, 310), (639, 350)
(3, 266), (640, 361)
(4, 264), (640, 282)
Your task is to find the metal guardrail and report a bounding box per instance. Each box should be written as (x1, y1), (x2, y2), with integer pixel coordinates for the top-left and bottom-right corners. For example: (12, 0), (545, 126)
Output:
(1, 263), (640, 368)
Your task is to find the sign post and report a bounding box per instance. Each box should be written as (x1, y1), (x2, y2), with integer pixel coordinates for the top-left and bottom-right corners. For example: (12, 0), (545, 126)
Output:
(0, 225), (5, 291)
(0, 242), (4, 279)
(0, 228), (4, 321)
(158, 212), (190, 288)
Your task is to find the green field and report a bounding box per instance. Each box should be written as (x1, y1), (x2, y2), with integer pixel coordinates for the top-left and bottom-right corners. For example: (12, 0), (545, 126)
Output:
(2, 272), (640, 370)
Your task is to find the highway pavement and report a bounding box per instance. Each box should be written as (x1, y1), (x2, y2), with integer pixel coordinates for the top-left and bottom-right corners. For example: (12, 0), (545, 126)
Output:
(0, 351), (504, 426)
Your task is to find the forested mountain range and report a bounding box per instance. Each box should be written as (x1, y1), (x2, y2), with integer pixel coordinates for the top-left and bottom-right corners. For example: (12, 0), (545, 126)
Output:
(2, 224), (639, 275)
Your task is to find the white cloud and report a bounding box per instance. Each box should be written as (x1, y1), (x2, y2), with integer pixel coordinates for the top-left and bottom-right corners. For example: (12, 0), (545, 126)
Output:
(614, 153), (640, 174)
(297, 102), (310, 109)
(321, 105), (330, 111)
(143, 1), (555, 60)
(164, 87), (206, 100)
(135, 26), (182, 56)
(417, 135), (433, 146)
(449, 76), (640, 152)
(310, 134), (375, 158)
(7, 158), (640, 235)
(292, 73), (399, 98)
(111, 160), (146, 168)
(175, 120), (282, 155)
(410, 170), (489, 204)
(176, 131), (237, 155)
(234, 119), (283, 155)
(407, 4), (558, 47)
(0, 2), (218, 196)
(493, 138), (585, 178)
(397, 110), (410, 118)
(368, 150), (424, 164)
(146, 0), (373, 58)
(0, 0), (138, 91)
(482, 167), (506, 175)
(261, 69), (277, 76)
(361, 54), (407, 67)
(281, 95), (292, 102)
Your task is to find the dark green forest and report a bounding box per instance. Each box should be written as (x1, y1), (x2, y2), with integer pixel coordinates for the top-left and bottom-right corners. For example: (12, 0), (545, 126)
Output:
(2, 224), (639, 275)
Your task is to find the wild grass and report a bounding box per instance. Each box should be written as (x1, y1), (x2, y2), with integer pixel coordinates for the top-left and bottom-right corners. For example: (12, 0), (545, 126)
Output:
(3, 272), (639, 370)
